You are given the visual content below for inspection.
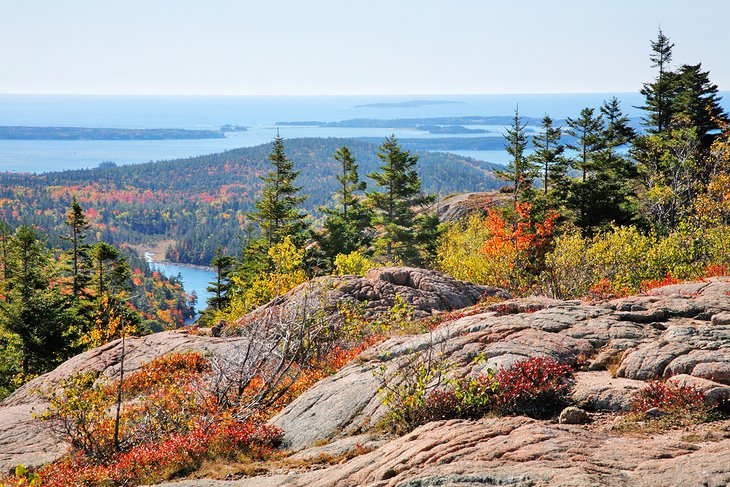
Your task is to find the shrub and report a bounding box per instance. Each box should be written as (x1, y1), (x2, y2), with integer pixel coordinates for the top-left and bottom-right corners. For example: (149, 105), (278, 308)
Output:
(333, 251), (377, 276)
(631, 380), (708, 414)
(375, 340), (450, 434)
(494, 357), (573, 418)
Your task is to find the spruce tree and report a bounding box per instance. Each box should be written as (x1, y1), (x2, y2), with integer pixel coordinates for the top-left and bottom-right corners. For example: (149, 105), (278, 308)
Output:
(0, 226), (80, 375)
(640, 28), (677, 134)
(207, 247), (234, 311)
(366, 135), (437, 266)
(566, 108), (605, 182)
(529, 115), (565, 196)
(495, 107), (537, 203)
(318, 146), (371, 266)
(61, 197), (92, 298)
(672, 63), (727, 145)
(250, 135), (309, 247)
(0, 219), (10, 282)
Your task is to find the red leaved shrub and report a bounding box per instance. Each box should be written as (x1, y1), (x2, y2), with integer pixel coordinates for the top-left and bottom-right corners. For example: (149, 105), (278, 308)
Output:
(494, 356), (574, 418)
(631, 380), (707, 414)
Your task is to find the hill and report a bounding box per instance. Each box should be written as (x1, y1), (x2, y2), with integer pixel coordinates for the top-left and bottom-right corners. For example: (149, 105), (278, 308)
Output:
(0, 138), (503, 265)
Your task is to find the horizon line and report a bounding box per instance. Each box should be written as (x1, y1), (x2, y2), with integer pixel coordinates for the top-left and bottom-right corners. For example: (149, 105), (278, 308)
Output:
(0, 90), (651, 98)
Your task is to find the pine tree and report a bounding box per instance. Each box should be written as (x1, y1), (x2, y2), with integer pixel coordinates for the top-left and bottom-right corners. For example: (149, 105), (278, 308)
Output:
(318, 146), (372, 266)
(0, 219), (11, 282)
(207, 247), (235, 311)
(0, 226), (80, 375)
(61, 197), (92, 298)
(640, 28), (677, 134)
(495, 107), (538, 202)
(366, 135), (437, 265)
(250, 135), (309, 247)
(566, 108), (605, 182)
(529, 115), (565, 195)
(672, 63), (727, 145)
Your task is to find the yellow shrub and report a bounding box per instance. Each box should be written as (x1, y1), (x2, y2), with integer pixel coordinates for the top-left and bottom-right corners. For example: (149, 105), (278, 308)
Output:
(333, 251), (377, 276)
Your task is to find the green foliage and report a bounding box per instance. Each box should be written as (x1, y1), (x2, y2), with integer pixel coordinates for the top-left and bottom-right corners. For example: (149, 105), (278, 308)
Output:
(495, 107), (538, 200)
(249, 135), (309, 247)
(0, 225), (82, 378)
(317, 146), (372, 269)
(374, 341), (450, 434)
(366, 135), (438, 266)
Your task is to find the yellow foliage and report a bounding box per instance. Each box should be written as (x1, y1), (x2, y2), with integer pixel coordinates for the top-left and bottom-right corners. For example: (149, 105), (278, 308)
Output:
(333, 251), (377, 276)
(225, 236), (307, 316)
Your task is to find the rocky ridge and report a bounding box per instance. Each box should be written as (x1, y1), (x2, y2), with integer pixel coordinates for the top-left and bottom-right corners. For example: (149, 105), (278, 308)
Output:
(2, 273), (730, 486)
(0, 267), (496, 470)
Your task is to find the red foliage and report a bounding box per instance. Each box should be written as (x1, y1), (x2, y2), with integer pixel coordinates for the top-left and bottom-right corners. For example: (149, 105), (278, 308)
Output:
(39, 422), (283, 487)
(705, 263), (730, 277)
(121, 352), (211, 395)
(641, 273), (682, 292)
(587, 278), (630, 301)
(420, 388), (461, 422)
(631, 380), (707, 414)
(494, 356), (573, 418)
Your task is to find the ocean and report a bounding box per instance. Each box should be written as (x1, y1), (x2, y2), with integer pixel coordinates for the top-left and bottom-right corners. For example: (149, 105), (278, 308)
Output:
(0, 91), (702, 173)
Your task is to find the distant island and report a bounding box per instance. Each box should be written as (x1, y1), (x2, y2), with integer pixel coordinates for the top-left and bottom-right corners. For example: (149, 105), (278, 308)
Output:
(417, 125), (489, 134)
(0, 126), (226, 140)
(354, 100), (465, 108)
(277, 115), (561, 129)
(220, 124), (248, 132)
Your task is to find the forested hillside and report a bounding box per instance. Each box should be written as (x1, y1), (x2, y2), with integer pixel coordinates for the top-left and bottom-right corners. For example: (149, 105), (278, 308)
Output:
(0, 138), (502, 265)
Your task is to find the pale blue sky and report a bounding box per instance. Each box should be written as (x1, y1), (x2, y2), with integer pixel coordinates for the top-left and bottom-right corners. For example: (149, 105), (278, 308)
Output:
(0, 0), (727, 95)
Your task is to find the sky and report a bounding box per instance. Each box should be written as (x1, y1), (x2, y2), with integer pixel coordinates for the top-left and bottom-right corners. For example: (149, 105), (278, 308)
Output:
(0, 0), (728, 96)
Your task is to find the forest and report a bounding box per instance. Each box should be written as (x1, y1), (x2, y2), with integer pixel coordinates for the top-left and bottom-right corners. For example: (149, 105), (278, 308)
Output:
(0, 139), (502, 265)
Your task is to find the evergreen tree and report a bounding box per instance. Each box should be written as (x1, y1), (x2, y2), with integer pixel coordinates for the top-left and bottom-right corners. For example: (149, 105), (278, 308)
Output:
(207, 247), (235, 311)
(249, 135), (309, 247)
(566, 107), (605, 181)
(317, 146), (372, 266)
(640, 28), (677, 133)
(495, 107), (538, 203)
(601, 97), (637, 149)
(529, 115), (565, 196)
(61, 197), (92, 298)
(0, 219), (10, 282)
(92, 242), (129, 297)
(0, 226), (80, 375)
(366, 135), (438, 265)
(672, 63), (727, 145)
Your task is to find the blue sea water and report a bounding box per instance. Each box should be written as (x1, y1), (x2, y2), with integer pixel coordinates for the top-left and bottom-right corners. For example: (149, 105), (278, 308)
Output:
(3, 92), (719, 173)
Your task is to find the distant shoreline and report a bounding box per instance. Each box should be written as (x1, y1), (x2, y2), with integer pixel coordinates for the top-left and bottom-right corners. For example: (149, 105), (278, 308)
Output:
(0, 126), (226, 141)
(144, 252), (215, 273)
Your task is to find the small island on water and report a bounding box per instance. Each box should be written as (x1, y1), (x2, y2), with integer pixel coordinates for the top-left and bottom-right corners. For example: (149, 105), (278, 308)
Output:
(0, 126), (226, 140)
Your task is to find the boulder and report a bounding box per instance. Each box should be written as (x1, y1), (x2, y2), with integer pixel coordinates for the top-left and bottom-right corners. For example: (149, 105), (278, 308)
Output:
(559, 406), (590, 424)
(243, 266), (509, 324)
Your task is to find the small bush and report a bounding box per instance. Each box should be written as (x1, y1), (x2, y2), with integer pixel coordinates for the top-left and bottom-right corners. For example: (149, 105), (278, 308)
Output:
(494, 357), (574, 418)
(333, 251), (377, 276)
(632, 380), (707, 415)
